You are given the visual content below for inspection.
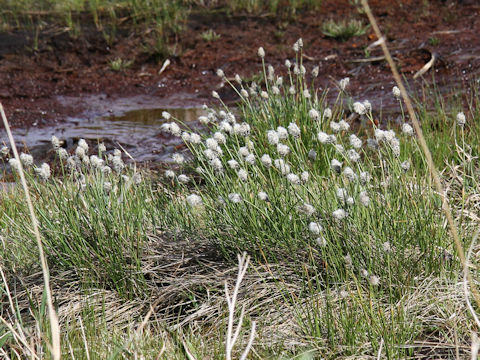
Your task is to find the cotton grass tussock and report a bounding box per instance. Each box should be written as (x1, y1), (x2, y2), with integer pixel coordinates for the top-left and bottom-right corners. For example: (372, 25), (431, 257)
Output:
(5, 37), (478, 359)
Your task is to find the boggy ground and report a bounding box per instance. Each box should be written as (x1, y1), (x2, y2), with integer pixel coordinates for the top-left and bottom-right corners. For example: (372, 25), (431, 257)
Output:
(0, 0), (479, 129)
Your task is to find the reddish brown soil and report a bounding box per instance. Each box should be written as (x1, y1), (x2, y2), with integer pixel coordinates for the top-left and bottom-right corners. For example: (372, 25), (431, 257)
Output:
(1, 0), (479, 128)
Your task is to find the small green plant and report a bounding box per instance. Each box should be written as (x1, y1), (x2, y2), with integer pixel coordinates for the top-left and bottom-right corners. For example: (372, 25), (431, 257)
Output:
(110, 57), (134, 71)
(428, 37), (440, 46)
(322, 18), (369, 40)
(201, 28), (221, 42)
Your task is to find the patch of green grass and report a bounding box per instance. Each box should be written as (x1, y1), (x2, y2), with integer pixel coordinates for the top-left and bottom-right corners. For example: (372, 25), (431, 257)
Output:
(109, 57), (134, 71)
(322, 18), (369, 40)
(201, 28), (221, 42)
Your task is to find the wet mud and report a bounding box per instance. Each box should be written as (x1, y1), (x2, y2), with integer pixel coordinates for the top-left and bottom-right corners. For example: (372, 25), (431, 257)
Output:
(0, 0), (479, 161)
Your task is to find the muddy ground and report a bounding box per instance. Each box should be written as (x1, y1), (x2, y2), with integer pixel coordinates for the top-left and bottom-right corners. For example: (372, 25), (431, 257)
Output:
(0, 0), (479, 129)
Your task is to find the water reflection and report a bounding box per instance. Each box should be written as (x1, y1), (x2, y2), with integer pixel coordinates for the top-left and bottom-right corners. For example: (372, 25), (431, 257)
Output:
(0, 107), (205, 163)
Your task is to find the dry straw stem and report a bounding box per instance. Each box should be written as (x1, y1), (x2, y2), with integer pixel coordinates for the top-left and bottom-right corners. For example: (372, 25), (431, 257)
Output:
(0, 103), (61, 359)
(360, 0), (480, 309)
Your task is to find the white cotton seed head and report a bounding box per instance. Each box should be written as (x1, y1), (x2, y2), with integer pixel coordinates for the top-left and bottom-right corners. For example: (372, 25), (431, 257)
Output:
(309, 108), (320, 120)
(9, 158), (20, 171)
(367, 138), (379, 149)
(245, 154), (255, 165)
(349, 134), (362, 149)
(312, 66), (319, 77)
(228, 193), (242, 203)
(317, 131), (329, 144)
(401, 160), (411, 171)
(181, 132), (191, 142)
(456, 112), (466, 127)
(74, 147), (84, 160)
(235, 74), (242, 84)
(240, 89), (249, 98)
(103, 181), (112, 193)
(162, 111), (171, 120)
(187, 194), (203, 207)
(190, 133), (202, 144)
(219, 121), (232, 134)
(258, 191), (268, 201)
(272, 86), (280, 95)
(20, 153), (33, 167)
(51, 136), (61, 149)
(308, 222), (322, 235)
(385, 130), (396, 142)
(339, 77), (350, 91)
(343, 167), (357, 181)
(286, 173), (300, 185)
(316, 237), (327, 247)
(335, 144), (344, 153)
(297, 203), (316, 216)
(392, 86), (401, 99)
(78, 139), (89, 151)
(308, 149), (317, 160)
(276, 126), (288, 140)
(369, 275), (380, 286)
(323, 108), (332, 119)
(402, 123), (414, 136)
(363, 100), (372, 112)
(261, 91), (269, 99)
(301, 171), (309, 183)
(239, 146), (250, 157)
(172, 153), (185, 164)
(90, 155), (103, 168)
(277, 143), (290, 157)
(285, 59), (291, 68)
(303, 88), (310, 98)
(346, 197), (355, 206)
(57, 148), (68, 160)
(216, 68), (225, 78)
(359, 191), (370, 206)
(170, 123), (181, 136)
(210, 158), (223, 171)
(227, 159), (239, 169)
(289, 85), (296, 95)
(343, 256), (353, 271)
(267, 130), (279, 145)
(360, 171), (371, 184)
(178, 174), (189, 183)
(331, 158), (342, 173)
(204, 149), (216, 160)
(206, 138), (219, 150)
(237, 169), (248, 181)
(234, 122), (251, 137)
(198, 116), (209, 125)
(212, 91), (220, 99)
(390, 138), (401, 157)
(347, 149), (360, 163)
(258, 47), (265, 58)
(330, 121), (341, 133)
(383, 241), (391, 252)
(336, 188), (348, 201)
(339, 120), (350, 131)
(165, 170), (175, 179)
(288, 122), (301, 138)
(332, 208), (347, 220)
(261, 154), (272, 167)
(274, 158), (290, 175)
(353, 102), (367, 115)
(45, 161), (59, 176)
(1, 146), (9, 157)
(267, 65), (275, 81)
